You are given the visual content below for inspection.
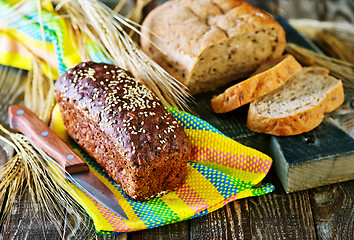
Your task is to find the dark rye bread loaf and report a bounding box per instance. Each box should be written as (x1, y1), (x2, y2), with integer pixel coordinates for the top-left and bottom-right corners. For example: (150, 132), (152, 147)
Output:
(54, 61), (191, 201)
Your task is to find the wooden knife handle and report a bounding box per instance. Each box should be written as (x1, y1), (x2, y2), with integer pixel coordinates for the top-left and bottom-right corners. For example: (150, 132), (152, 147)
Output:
(8, 105), (88, 174)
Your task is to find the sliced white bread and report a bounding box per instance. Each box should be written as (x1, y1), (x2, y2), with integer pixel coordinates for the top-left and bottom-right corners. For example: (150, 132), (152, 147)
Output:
(247, 67), (344, 136)
(211, 54), (302, 113)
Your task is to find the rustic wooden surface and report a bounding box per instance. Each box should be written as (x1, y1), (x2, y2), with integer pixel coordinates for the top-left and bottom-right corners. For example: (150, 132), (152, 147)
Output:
(1, 1), (353, 239)
(1, 169), (352, 239)
(270, 118), (354, 193)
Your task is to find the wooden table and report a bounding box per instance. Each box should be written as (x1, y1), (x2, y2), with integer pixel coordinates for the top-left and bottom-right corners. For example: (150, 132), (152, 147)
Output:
(1, 0), (353, 238)
(1, 168), (352, 239)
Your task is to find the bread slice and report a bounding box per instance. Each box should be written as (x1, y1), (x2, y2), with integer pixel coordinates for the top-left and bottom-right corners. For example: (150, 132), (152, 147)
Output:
(247, 67), (344, 136)
(211, 54), (302, 113)
(141, 0), (286, 95)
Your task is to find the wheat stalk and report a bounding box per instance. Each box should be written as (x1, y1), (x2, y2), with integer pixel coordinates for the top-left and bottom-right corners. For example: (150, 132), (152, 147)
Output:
(54, 0), (191, 111)
(289, 19), (354, 64)
(286, 43), (354, 92)
(0, 65), (26, 127)
(0, 1), (87, 234)
(314, 30), (354, 63)
(24, 58), (56, 125)
(113, 0), (151, 24)
(126, 0), (152, 28)
(0, 62), (89, 237)
(0, 124), (89, 237)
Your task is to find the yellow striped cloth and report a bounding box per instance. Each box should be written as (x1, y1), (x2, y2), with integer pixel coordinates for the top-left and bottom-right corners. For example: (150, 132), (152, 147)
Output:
(50, 105), (273, 234)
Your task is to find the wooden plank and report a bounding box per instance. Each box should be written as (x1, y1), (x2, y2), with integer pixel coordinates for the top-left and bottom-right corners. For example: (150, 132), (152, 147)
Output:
(228, 200), (252, 240)
(1, 193), (62, 240)
(92, 232), (126, 240)
(61, 209), (97, 239)
(191, 91), (255, 139)
(270, 118), (354, 193)
(129, 221), (188, 240)
(0, 142), (8, 167)
(309, 180), (354, 240)
(189, 200), (251, 240)
(248, 188), (316, 239)
(0, 190), (127, 240)
(60, 204), (127, 239)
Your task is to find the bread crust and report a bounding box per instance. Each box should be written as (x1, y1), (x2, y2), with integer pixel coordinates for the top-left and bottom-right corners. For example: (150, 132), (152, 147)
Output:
(247, 67), (344, 136)
(211, 54), (302, 113)
(54, 62), (191, 201)
(141, 0), (286, 94)
(247, 103), (326, 136)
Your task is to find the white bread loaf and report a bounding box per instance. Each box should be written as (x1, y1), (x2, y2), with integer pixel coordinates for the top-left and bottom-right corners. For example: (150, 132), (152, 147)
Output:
(211, 54), (302, 113)
(141, 0), (286, 95)
(247, 67), (344, 136)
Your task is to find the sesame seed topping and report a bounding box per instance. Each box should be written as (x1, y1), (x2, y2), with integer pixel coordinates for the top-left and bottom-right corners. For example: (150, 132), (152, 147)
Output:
(62, 62), (181, 157)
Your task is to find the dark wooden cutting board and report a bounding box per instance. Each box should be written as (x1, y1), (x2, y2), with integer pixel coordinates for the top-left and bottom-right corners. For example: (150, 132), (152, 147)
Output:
(270, 118), (354, 192)
(269, 18), (354, 192)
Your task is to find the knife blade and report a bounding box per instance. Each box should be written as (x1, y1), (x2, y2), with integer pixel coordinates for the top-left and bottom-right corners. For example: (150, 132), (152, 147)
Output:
(8, 105), (128, 220)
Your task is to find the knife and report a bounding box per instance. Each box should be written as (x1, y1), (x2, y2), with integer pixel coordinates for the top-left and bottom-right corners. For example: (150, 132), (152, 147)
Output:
(8, 105), (129, 220)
